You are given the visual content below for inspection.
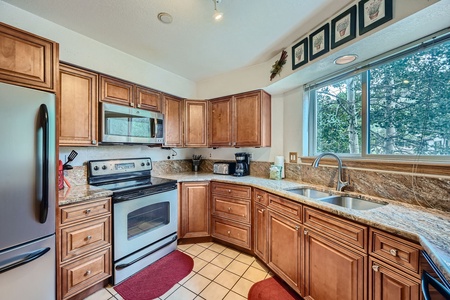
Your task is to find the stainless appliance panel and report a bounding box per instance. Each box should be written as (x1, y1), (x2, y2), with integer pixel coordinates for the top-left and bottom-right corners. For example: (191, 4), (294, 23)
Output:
(0, 82), (56, 250)
(0, 234), (56, 300)
(113, 188), (178, 260)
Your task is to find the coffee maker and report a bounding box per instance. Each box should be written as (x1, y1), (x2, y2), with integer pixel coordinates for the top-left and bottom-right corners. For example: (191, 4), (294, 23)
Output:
(233, 152), (250, 177)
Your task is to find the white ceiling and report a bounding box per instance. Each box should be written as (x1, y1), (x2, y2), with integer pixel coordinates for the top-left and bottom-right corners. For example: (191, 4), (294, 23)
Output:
(1, 0), (354, 81)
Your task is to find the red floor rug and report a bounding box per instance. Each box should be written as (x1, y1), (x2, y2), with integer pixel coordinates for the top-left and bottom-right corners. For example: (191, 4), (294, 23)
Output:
(248, 277), (302, 300)
(114, 250), (193, 300)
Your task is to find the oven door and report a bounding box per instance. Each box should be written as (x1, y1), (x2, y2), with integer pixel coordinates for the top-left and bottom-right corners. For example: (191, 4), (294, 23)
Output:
(113, 188), (178, 261)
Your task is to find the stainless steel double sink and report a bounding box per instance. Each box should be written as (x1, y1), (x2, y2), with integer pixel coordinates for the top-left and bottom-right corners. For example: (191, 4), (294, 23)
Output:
(284, 188), (387, 210)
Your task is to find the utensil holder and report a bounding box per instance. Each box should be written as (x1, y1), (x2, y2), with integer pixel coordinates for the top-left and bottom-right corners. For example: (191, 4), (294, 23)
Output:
(192, 159), (201, 172)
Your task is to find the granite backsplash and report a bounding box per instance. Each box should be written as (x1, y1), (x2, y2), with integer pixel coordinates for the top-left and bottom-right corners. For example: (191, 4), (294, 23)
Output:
(63, 159), (449, 212)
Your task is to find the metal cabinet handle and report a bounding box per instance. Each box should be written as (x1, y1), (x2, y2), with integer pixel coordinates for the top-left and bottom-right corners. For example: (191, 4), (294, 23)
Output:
(85, 209), (91, 214)
(304, 229), (308, 235)
(228, 207), (231, 212)
(228, 189), (231, 193)
(137, 104), (141, 108)
(85, 270), (91, 276)
(258, 209), (265, 213)
(390, 249), (398, 256)
(86, 235), (92, 241)
(257, 195), (261, 199)
(227, 231), (231, 236)
(91, 139), (97, 145)
(294, 226), (299, 231)
(129, 103), (134, 107)
(372, 265), (380, 272)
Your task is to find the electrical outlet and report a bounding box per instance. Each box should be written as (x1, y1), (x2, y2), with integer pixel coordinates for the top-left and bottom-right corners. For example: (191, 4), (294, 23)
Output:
(289, 152), (298, 163)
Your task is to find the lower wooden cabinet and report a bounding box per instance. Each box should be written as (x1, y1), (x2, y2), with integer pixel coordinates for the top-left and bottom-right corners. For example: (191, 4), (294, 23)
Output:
(211, 216), (251, 249)
(254, 202), (268, 262)
(57, 197), (112, 300)
(179, 182), (210, 238)
(268, 210), (303, 294)
(303, 229), (367, 300)
(369, 257), (420, 300)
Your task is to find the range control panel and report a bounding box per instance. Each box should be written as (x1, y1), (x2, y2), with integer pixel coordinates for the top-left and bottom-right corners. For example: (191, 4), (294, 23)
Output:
(89, 158), (152, 176)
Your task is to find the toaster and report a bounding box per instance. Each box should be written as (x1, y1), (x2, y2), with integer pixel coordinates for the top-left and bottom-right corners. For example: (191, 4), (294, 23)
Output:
(213, 162), (236, 175)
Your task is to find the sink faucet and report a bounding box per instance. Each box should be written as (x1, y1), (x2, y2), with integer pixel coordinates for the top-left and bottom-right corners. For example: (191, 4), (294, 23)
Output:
(312, 152), (349, 191)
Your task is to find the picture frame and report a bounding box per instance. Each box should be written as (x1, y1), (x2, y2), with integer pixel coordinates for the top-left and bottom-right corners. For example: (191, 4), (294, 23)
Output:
(292, 37), (308, 70)
(309, 24), (329, 61)
(331, 5), (357, 49)
(358, 0), (393, 35)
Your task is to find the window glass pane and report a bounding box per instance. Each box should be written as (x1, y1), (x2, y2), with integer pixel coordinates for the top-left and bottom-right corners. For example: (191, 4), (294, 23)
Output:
(368, 41), (450, 155)
(314, 74), (362, 154)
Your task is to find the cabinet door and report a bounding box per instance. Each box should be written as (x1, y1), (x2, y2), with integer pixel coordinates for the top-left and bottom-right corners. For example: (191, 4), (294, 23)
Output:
(209, 97), (233, 147)
(0, 23), (57, 91)
(59, 64), (98, 146)
(268, 210), (302, 294)
(99, 75), (134, 107)
(136, 86), (161, 111)
(254, 203), (268, 263)
(369, 258), (420, 300)
(304, 229), (367, 300)
(233, 91), (262, 147)
(180, 182), (210, 238)
(164, 94), (184, 147)
(185, 100), (208, 147)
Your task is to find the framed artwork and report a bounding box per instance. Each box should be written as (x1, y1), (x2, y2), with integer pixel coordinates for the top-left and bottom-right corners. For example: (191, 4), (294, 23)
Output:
(292, 37), (308, 70)
(309, 24), (329, 61)
(358, 0), (393, 35)
(331, 5), (357, 49)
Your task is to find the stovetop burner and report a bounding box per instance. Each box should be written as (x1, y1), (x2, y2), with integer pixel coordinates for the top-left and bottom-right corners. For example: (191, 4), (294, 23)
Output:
(87, 157), (177, 200)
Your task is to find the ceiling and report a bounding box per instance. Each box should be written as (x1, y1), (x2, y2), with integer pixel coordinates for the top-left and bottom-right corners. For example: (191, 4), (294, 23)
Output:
(1, 0), (354, 81)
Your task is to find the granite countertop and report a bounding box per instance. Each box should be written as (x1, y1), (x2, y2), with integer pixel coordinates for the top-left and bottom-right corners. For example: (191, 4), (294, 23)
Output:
(162, 172), (450, 283)
(58, 171), (450, 282)
(58, 184), (113, 206)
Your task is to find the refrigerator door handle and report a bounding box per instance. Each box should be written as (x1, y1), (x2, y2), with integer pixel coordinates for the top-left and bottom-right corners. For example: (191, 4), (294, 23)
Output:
(0, 247), (50, 274)
(39, 104), (49, 224)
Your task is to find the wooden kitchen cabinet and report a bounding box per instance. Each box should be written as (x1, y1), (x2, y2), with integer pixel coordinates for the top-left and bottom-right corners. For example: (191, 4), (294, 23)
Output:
(59, 64), (98, 146)
(209, 90), (271, 147)
(211, 182), (252, 250)
(57, 197), (112, 300)
(136, 85), (162, 111)
(184, 100), (208, 147)
(0, 22), (58, 92)
(268, 209), (303, 294)
(303, 228), (367, 300)
(369, 257), (420, 300)
(179, 182), (210, 238)
(253, 189), (269, 262)
(209, 96), (233, 146)
(99, 75), (162, 111)
(163, 94), (184, 147)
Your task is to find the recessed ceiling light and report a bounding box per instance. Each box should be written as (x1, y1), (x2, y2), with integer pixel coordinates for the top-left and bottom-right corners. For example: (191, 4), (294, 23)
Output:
(158, 12), (173, 24)
(334, 54), (358, 65)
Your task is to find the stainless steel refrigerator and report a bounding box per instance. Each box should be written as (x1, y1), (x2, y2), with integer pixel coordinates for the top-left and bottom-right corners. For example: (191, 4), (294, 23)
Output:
(0, 82), (56, 300)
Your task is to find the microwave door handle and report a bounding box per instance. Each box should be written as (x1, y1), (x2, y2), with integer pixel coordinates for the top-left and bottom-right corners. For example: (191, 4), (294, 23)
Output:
(38, 104), (49, 224)
(153, 118), (158, 138)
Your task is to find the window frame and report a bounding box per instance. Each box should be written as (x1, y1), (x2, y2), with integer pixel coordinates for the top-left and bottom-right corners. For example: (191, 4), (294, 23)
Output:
(306, 30), (450, 163)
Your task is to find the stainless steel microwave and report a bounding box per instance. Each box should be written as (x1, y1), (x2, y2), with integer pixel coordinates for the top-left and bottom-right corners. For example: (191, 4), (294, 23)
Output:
(100, 102), (164, 144)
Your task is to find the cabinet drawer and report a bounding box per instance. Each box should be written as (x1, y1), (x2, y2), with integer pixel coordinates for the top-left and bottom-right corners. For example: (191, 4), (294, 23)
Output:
(211, 182), (252, 199)
(254, 189), (269, 206)
(268, 194), (302, 222)
(303, 207), (367, 252)
(61, 248), (111, 299)
(61, 216), (111, 261)
(60, 198), (111, 225)
(211, 195), (250, 223)
(369, 228), (421, 275)
(211, 217), (251, 249)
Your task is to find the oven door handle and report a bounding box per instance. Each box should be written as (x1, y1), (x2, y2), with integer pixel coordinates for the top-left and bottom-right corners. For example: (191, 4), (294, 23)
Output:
(115, 235), (177, 270)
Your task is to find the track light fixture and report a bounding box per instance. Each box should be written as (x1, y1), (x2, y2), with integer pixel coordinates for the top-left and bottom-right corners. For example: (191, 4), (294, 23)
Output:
(212, 0), (223, 21)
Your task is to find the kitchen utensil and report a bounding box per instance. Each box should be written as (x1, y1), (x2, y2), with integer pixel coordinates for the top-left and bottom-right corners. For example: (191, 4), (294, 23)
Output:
(63, 150), (78, 170)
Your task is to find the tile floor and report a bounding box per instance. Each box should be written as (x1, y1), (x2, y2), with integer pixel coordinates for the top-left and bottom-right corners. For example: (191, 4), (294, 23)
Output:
(84, 242), (273, 300)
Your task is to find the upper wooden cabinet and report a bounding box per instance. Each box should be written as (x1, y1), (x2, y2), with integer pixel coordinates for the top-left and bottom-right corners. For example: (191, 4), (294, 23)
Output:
(184, 100), (208, 147)
(163, 94), (184, 147)
(99, 75), (161, 112)
(209, 90), (271, 147)
(163, 96), (208, 147)
(59, 64), (98, 146)
(0, 22), (58, 92)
